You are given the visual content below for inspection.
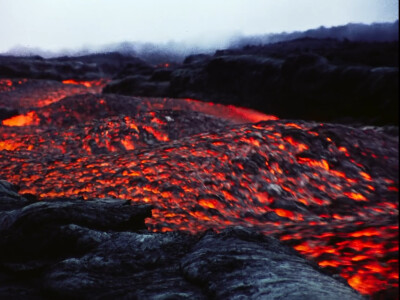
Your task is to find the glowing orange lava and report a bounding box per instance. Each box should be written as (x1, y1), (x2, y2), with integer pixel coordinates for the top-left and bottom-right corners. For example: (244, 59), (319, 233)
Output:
(2, 111), (40, 126)
(62, 79), (108, 88)
(0, 77), (398, 298)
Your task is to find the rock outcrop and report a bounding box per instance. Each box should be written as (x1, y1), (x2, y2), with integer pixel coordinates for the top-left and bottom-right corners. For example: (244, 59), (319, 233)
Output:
(103, 39), (399, 126)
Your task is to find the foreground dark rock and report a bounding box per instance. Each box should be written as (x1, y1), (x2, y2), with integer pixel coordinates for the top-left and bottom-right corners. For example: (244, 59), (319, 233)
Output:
(0, 182), (364, 299)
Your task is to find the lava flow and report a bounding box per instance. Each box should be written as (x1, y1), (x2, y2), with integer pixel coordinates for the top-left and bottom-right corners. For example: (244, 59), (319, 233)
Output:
(0, 77), (398, 297)
(0, 78), (108, 109)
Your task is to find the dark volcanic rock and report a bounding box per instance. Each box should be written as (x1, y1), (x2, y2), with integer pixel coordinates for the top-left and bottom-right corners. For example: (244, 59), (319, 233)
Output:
(52, 52), (147, 77)
(0, 181), (364, 299)
(0, 53), (146, 81)
(43, 230), (202, 300)
(183, 54), (212, 65)
(102, 59), (172, 96)
(112, 60), (155, 79)
(0, 180), (28, 211)
(0, 55), (100, 81)
(103, 39), (399, 126)
(0, 106), (18, 121)
(0, 198), (152, 262)
(181, 229), (363, 300)
(225, 38), (398, 68)
(102, 75), (169, 97)
(168, 53), (398, 125)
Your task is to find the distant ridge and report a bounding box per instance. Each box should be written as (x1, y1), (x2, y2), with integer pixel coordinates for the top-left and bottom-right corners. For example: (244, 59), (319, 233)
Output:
(229, 20), (399, 48)
(2, 21), (398, 63)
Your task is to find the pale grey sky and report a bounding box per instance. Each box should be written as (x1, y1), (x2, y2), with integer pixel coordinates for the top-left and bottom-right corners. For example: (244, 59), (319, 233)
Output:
(0, 0), (398, 53)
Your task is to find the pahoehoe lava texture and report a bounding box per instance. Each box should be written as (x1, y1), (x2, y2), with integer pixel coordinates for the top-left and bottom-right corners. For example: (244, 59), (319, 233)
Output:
(0, 182), (363, 300)
(1, 107), (398, 297)
(0, 37), (398, 299)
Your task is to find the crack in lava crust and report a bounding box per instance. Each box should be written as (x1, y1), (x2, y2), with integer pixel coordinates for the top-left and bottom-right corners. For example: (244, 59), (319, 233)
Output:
(0, 78), (398, 297)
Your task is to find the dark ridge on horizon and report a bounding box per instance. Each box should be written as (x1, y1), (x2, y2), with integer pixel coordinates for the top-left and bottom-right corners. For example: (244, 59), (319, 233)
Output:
(1, 20), (398, 64)
(228, 20), (399, 48)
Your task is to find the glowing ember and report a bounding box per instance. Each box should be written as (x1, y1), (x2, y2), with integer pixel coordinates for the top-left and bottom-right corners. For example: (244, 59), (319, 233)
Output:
(0, 78), (28, 92)
(62, 79), (109, 88)
(157, 63), (171, 68)
(2, 111), (40, 126)
(0, 77), (398, 297)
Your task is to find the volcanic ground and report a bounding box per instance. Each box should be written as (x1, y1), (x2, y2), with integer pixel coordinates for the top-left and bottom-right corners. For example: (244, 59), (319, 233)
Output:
(0, 75), (398, 299)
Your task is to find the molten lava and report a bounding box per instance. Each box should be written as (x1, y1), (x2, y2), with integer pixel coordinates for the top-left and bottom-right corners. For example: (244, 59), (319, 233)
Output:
(0, 78), (109, 109)
(62, 79), (109, 88)
(0, 77), (398, 297)
(2, 111), (39, 127)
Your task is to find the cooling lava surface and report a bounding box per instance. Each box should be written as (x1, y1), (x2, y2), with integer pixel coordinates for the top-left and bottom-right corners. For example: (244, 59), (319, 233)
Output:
(0, 78), (398, 297)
